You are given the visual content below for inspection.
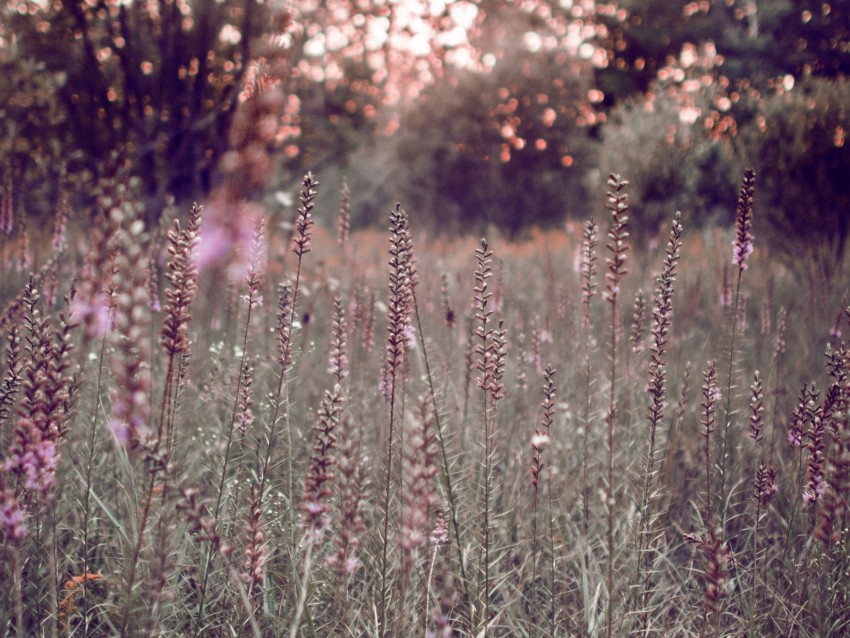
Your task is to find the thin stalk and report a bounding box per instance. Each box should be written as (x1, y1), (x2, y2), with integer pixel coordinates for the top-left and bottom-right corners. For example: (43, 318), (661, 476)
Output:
(288, 535), (317, 638)
(603, 175), (629, 638)
(779, 447), (806, 571)
(411, 287), (472, 622)
(721, 167), (756, 521)
(195, 296), (256, 630)
(378, 361), (400, 637)
(752, 492), (763, 619)
(378, 205), (413, 637)
(45, 499), (59, 638)
(481, 384), (491, 636)
(118, 469), (159, 638)
(581, 342), (592, 535)
(81, 317), (111, 637)
(11, 545), (24, 637)
(260, 172), (316, 523)
(605, 300), (617, 638)
(719, 271), (743, 521)
(156, 356), (175, 455)
(579, 217), (599, 535)
(547, 452), (557, 636)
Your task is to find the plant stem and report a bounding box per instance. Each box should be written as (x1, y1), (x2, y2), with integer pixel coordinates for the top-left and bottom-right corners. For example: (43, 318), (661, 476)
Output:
(411, 287), (472, 624)
(719, 271), (744, 522)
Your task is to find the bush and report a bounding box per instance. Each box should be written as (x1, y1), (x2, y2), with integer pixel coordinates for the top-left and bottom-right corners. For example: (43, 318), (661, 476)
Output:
(390, 50), (597, 237)
(594, 86), (739, 241)
(743, 77), (850, 277)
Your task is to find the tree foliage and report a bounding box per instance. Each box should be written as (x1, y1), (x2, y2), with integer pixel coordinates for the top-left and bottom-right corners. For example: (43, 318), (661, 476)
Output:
(1, 0), (292, 222)
(594, 0), (850, 109)
(392, 48), (596, 236)
(743, 77), (850, 274)
(595, 87), (739, 239)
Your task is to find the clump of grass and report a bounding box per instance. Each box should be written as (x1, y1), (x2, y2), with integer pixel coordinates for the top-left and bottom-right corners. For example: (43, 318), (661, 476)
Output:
(2, 165), (850, 638)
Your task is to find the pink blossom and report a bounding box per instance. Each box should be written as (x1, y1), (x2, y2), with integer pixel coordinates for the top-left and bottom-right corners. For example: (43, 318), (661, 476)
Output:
(0, 489), (27, 543)
(195, 220), (233, 271)
(732, 240), (753, 270)
(71, 294), (113, 338)
(242, 293), (263, 309)
(403, 324), (417, 350)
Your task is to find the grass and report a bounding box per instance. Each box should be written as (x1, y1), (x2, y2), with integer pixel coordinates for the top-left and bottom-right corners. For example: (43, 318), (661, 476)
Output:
(0, 169), (849, 637)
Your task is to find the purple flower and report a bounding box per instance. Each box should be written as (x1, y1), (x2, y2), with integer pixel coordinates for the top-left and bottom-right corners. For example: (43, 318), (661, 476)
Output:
(788, 430), (803, 447)
(6, 421), (58, 495)
(732, 240), (753, 270)
(732, 168), (756, 271)
(0, 489), (27, 543)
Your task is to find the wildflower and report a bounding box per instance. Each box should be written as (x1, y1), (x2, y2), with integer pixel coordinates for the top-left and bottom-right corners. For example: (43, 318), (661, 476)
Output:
(242, 485), (267, 605)
(732, 168), (755, 270)
(749, 371), (765, 441)
(531, 432), (550, 448)
(337, 178), (350, 247)
(0, 486), (27, 543)
(241, 293), (263, 308)
(430, 509), (449, 545)
(59, 573), (105, 627)
(292, 172), (317, 257)
(301, 388), (341, 537)
(754, 463), (778, 506)
(328, 297), (349, 381)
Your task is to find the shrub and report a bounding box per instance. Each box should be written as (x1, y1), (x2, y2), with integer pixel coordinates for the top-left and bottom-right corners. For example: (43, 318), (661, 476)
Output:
(743, 77), (850, 278)
(594, 86), (739, 241)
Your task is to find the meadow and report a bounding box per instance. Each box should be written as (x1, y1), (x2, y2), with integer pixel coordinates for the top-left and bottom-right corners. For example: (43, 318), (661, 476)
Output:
(1, 169), (848, 638)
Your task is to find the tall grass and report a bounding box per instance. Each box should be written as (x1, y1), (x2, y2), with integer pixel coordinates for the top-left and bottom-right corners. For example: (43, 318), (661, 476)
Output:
(1, 167), (849, 638)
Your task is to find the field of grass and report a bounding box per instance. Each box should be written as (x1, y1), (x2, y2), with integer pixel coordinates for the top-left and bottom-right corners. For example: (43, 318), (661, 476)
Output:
(1, 170), (849, 637)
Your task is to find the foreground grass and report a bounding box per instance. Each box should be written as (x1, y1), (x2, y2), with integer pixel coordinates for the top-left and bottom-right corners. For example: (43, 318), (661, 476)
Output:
(0, 172), (848, 637)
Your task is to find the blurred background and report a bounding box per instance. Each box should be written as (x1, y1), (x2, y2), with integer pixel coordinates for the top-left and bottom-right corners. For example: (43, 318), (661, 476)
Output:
(0, 0), (848, 271)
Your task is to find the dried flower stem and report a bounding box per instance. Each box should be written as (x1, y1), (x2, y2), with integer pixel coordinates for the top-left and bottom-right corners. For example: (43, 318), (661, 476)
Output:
(330, 412), (367, 628)
(159, 203), (202, 457)
(719, 168), (756, 518)
(580, 216), (598, 533)
(411, 274), (473, 624)
(289, 387), (341, 638)
(337, 178), (350, 266)
(473, 237), (496, 636)
(80, 308), (112, 637)
(702, 361), (719, 524)
(633, 212), (682, 630)
(604, 174), (630, 638)
(378, 204), (414, 637)
(258, 172), (317, 508)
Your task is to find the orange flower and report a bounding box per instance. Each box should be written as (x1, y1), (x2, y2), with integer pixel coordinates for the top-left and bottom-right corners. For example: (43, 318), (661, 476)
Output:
(58, 573), (106, 629)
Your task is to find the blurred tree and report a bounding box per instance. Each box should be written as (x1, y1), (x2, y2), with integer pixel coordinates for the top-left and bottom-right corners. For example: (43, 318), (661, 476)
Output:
(742, 77), (850, 277)
(593, 1), (850, 110)
(1, 0), (292, 223)
(595, 82), (739, 240)
(592, 0), (732, 107)
(0, 51), (70, 220)
(756, 0), (850, 79)
(271, 0), (495, 185)
(392, 48), (596, 236)
(593, 35), (747, 237)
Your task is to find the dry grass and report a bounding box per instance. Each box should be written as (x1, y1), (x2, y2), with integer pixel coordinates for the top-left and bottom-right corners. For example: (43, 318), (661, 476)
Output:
(0, 171), (849, 637)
